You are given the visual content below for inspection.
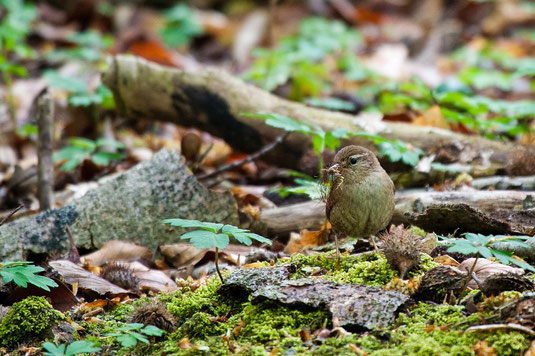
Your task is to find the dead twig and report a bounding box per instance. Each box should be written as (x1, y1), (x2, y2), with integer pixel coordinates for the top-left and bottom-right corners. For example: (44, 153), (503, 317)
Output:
(65, 226), (80, 264)
(0, 205), (23, 227)
(197, 132), (289, 180)
(37, 89), (55, 210)
(465, 323), (535, 336)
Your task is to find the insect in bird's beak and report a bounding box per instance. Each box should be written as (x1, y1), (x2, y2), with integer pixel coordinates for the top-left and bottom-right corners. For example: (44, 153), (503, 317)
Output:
(326, 163), (342, 178)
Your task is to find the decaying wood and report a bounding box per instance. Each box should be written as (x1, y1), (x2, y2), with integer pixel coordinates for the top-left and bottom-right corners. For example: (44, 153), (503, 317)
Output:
(0, 149), (238, 261)
(471, 175), (535, 190)
(103, 55), (526, 174)
(258, 190), (535, 236)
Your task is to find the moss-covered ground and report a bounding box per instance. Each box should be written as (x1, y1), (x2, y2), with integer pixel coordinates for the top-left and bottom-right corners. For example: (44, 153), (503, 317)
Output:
(0, 251), (531, 355)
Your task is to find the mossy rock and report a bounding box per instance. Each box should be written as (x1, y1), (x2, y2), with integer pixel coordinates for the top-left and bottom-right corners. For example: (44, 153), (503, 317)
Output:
(0, 296), (64, 348)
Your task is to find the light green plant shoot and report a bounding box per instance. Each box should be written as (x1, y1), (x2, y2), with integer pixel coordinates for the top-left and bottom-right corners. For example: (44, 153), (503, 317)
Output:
(162, 219), (271, 282)
(106, 323), (164, 348)
(0, 261), (58, 291)
(440, 233), (535, 301)
(53, 137), (125, 171)
(42, 340), (101, 356)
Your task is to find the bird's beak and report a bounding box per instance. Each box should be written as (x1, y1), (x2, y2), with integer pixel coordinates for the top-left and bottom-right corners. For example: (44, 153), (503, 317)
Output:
(327, 163), (341, 178)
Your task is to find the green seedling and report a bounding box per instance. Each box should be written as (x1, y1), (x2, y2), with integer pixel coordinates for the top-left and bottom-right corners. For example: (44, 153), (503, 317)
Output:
(440, 233), (535, 301)
(0, 0), (37, 125)
(245, 17), (362, 100)
(107, 323), (164, 348)
(53, 137), (125, 171)
(42, 340), (101, 356)
(162, 219), (271, 283)
(159, 4), (202, 48)
(0, 261), (58, 291)
(245, 111), (424, 170)
(44, 71), (114, 108)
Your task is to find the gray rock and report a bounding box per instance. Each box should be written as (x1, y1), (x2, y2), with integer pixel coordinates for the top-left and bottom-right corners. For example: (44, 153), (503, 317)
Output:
(0, 149), (238, 261)
(219, 266), (410, 331)
(252, 279), (410, 331)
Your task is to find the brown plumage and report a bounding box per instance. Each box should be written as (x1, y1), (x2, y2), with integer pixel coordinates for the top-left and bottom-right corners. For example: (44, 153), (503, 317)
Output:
(326, 145), (395, 239)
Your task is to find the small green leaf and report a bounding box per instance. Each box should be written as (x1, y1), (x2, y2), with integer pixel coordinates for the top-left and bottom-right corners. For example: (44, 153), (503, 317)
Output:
(44, 71), (87, 93)
(65, 340), (101, 356)
(116, 334), (138, 348)
(141, 325), (165, 336)
(243, 112), (317, 135)
(95, 138), (126, 149)
(162, 218), (224, 233)
(53, 146), (91, 162)
(60, 158), (83, 171)
(235, 232), (272, 245)
(91, 152), (124, 166)
(180, 230), (229, 249)
(68, 137), (96, 151)
(131, 332), (150, 344)
(42, 342), (66, 356)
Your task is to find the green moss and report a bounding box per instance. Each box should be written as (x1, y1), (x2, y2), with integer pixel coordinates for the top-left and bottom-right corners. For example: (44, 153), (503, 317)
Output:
(355, 303), (530, 356)
(238, 301), (329, 343)
(160, 276), (238, 324)
(0, 296), (64, 348)
(417, 253), (440, 272)
(289, 252), (395, 286)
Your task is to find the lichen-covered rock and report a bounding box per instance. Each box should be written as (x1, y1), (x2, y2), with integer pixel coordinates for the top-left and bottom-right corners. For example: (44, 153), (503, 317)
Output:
(251, 279), (410, 331)
(0, 149), (239, 260)
(0, 296), (64, 348)
(218, 265), (294, 297)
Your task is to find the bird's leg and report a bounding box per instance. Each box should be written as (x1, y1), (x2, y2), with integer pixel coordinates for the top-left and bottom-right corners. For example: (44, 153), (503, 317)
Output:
(369, 235), (380, 254)
(334, 232), (341, 271)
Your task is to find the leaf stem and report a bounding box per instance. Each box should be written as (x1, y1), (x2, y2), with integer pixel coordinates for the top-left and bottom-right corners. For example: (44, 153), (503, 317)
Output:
(215, 247), (224, 284)
(457, 254), (479, 304)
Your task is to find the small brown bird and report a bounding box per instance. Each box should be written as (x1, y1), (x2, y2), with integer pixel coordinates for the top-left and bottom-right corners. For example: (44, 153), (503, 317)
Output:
(326, 145), (395, 263)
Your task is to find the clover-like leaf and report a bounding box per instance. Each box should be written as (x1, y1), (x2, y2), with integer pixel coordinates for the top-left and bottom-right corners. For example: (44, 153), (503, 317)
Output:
(141, 325), (165, 336)
(181, 230), (230, 250)
(243, 112), (316, 135)
(162, 218), (224, 233)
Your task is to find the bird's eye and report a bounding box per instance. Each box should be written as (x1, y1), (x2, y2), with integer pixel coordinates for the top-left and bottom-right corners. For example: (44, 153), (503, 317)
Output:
(349, 156), (358, 165)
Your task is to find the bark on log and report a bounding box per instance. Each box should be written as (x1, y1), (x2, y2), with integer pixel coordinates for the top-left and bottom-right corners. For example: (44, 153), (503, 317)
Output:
(258, 190), (535, 236)
(0, 149), (238, 261)
(102, 55), (524, 175)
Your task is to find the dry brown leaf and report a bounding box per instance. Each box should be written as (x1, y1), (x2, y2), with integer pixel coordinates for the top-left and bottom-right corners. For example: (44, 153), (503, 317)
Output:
(458, 258), (525, 289)
(472, 340), (497, 356)
(269, 346), (280, 356)
(524, 340), (535, 356)
(243, 262), (267, 269)
(81, 240), (153, 265)
(434, 255), (460, 267)
(348, 344), (369, 356)
(49, 260), (132, 297)
(413, 105), (450, 129)
(177, 337), (193, 350)
(284, 228), (329, 254)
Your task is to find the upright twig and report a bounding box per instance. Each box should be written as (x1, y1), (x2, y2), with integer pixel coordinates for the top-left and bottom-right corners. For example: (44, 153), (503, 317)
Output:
(197, 132), (289, 180)
(64, 226), (80, 264)
(457, 255), (479, 304)
(37, 89), (55, 210)
(215, 247), (224, 283)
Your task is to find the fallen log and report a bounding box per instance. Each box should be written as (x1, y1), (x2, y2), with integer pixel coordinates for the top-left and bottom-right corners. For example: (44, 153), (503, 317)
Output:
(103, 55), (526, 175)
(258, 190), (535, 236)
(0, 149), (238, 261)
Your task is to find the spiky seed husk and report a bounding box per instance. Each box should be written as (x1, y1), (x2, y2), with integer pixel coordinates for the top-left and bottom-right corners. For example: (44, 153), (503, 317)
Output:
(100, 263), (140, 292)
(130, 303), (176, 333)
(379, 225), (423, 279)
